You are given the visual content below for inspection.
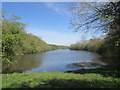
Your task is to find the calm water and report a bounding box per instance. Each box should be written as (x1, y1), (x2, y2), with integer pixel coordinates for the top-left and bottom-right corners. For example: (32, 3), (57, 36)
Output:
(3, 49), (102, 73)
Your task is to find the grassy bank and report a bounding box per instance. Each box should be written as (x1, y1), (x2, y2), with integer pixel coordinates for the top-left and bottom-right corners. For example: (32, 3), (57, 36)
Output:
(2, 71), (120, 88)
(66, 66), (120, 78)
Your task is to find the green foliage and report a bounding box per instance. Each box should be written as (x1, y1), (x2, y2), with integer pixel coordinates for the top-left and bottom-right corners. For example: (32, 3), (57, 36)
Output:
(70, 38), (104, 52)
(2, 71), (120, 88)
(100, 31), (120, 58)
(96, 2), (120, 58)
(22, 34), (51, 54)
(49, 44), (69, 50)
(2, 15), (26, 63)
(87, 39), (104, 52)
(70, 40), (88, 50)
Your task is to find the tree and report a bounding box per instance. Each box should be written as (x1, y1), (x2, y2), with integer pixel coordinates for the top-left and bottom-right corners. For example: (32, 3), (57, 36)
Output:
(71, 2), (120, 58)
(2, 15), (26, 63)
(71, 2), (119, 32)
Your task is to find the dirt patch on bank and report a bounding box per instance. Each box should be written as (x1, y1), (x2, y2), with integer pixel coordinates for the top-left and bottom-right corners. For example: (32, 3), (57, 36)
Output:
(66, 62), (103, 69)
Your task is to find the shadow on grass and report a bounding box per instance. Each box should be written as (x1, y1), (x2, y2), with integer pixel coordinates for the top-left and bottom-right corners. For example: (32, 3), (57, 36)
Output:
(8, 78), (119, 88)
(66, 66), (120, 78)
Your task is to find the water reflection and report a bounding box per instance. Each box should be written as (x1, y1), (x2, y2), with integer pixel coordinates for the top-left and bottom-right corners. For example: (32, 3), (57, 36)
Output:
(2, 54), (42, 73)
(3, 49), (103, 73)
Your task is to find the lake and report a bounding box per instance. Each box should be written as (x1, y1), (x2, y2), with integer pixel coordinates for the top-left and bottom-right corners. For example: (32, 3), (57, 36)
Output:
(3, 49), (103, 73)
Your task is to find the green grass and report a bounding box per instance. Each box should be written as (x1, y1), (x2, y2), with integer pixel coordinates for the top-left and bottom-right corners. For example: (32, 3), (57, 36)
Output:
(2, 71), (120, 88)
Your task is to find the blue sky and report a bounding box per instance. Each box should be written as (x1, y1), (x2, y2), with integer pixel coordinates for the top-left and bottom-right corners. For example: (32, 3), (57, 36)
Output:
(2, 2), (103, 46)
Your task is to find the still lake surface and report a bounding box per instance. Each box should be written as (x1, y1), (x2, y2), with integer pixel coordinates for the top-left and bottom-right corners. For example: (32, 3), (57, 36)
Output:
(3, 49), (103, 73)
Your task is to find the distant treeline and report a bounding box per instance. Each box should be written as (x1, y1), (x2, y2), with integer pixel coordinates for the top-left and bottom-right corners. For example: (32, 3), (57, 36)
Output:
(2, 15), (68, 64)
(49, 44), (68, 50)
(70, 38), (103, 52)
(70, 35), (119, 59)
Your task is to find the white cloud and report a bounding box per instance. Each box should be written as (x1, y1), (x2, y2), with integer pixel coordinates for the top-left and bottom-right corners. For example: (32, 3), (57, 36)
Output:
(43, 2), (71, 16)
